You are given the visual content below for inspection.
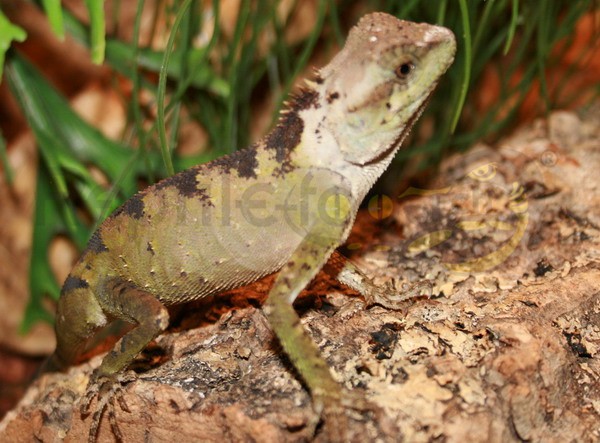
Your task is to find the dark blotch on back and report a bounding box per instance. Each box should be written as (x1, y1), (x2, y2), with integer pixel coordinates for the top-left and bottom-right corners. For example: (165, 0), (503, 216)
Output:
(292, 87), (320, 111)
(62, 275), (89, 293)
(265, 113), (303, 162)
(152, 167), (214, 205)
(155, 167), (206, 199)
(264, 88), (317, 175)
(86, 230), (109, 254)
(212, 148), (259, 179)
(265, 111), (303, 177)
(112, 193), (145, 220)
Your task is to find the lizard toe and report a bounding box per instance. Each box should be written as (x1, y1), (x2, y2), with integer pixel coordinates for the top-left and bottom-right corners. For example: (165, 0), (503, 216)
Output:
(80, 370), (135, 442)
(314, 390), (398, 443)
(365, 279), (431, 309)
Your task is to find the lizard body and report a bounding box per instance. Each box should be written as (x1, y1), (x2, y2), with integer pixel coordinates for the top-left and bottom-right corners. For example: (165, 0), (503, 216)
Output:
(46, 12), (455, 440)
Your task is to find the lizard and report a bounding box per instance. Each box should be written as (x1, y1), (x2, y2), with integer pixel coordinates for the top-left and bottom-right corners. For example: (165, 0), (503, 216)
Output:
(41, 11), (456, 441)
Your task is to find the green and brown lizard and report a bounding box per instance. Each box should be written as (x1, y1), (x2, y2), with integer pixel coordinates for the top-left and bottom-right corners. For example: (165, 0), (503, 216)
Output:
(43, 11), (455, 441)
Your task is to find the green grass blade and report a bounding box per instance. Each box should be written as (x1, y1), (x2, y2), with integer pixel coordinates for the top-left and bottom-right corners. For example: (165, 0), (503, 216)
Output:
(41, 0), (64, 39)
(450, 0), (472, 133)
(504, 0), (519, 54)
(85, 0), (106, 64)
(436, 0), (448, 25)
(130, 0), (155, 182)
(157, 0), (193, 176)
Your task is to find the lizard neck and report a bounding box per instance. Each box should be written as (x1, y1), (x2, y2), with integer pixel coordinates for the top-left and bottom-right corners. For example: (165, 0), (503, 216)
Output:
(295, 104), (402, 205)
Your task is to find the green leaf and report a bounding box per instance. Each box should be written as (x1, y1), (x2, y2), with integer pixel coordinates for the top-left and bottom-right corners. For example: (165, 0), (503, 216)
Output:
(5, 53), (138, 196)
(0, 9), (26, 80)
(21, 163), (78, 330)
(41, 0), (65, 39)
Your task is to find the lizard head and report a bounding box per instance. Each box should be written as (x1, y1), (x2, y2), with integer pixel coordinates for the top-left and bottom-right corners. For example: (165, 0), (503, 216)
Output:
(319, 12), (456, 165)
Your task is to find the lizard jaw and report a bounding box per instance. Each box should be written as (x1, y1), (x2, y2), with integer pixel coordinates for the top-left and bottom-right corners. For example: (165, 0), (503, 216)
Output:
(346, 93), (432, 167)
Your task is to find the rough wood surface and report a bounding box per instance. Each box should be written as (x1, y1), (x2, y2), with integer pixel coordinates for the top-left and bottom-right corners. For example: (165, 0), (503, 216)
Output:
(2, 106), (599, 442)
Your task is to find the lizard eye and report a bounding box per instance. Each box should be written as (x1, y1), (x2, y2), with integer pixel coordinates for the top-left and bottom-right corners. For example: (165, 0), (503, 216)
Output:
(395, 62), (415, 79)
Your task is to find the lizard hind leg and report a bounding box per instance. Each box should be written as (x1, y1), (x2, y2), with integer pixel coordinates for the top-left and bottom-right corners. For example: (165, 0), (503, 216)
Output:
(82, 279), (170, 442)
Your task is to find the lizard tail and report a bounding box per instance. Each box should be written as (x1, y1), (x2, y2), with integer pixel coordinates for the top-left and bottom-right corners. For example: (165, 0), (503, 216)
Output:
(35, 352), (66, 377)
(31, 281), (107, 383)
(29, 351), (68, 385)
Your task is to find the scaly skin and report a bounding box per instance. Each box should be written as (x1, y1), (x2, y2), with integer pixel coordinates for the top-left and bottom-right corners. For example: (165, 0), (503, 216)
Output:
(45, 12), (456, 441)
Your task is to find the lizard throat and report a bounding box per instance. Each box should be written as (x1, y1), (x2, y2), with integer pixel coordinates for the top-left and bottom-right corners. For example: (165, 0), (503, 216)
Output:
(349, 94), (432, 167)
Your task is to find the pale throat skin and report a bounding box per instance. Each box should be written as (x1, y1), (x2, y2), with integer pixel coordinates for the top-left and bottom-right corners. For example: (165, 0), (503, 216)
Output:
(45, 12), (456, 441)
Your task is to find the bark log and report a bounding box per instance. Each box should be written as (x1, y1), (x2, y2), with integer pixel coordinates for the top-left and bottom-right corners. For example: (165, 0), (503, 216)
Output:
(1, 106), (599, 442)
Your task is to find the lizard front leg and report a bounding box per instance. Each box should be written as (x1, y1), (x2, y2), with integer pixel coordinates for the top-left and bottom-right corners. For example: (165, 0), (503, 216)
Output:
(264, 235), (346, 408)
(263, 185), (374, 440)
(82, 279), (169, 442)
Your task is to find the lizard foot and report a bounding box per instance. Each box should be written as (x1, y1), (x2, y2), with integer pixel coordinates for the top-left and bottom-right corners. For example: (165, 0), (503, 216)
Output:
(364, 279), (431, 310)
(80, 371), (135, 443)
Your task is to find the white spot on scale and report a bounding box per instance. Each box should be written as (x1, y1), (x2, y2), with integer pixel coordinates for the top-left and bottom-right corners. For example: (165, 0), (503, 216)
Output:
(369, 35), (377, 43)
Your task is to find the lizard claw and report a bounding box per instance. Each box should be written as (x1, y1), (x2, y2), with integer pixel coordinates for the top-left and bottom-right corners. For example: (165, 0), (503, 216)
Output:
(80, 371), (135, 442)
(364, 279), (431, 310)
(312, 389), (397, 442)
(308, 389), (351, 442)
